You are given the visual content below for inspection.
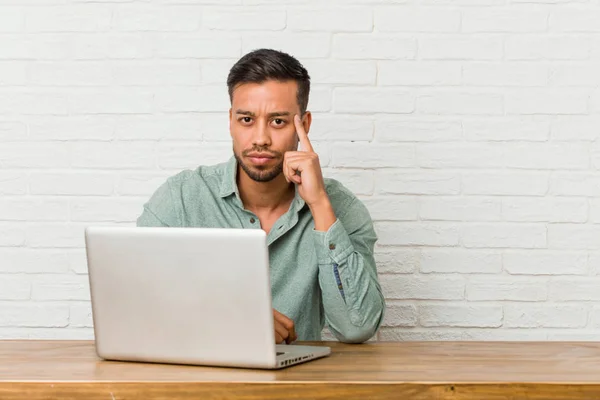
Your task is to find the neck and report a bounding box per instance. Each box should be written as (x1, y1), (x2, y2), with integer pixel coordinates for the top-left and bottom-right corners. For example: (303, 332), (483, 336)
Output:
(237, 167), (295, 212)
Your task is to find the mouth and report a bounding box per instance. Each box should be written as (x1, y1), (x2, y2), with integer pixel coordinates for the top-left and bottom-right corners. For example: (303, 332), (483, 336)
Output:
(246, 152), (276, 166)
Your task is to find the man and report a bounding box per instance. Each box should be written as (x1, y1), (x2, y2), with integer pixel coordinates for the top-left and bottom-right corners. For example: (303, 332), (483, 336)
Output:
(137, 49), (384, 344)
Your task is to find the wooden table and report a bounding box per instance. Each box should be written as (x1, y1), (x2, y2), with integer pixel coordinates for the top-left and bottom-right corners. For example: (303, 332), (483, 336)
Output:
(1, 340), (600, 399)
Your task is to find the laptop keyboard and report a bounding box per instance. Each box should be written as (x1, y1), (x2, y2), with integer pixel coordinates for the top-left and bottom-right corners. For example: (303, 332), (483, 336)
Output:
(276, 352), (285, 356)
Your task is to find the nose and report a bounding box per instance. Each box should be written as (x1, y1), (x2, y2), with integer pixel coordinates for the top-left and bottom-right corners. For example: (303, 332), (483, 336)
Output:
(252, 120), (271, 148)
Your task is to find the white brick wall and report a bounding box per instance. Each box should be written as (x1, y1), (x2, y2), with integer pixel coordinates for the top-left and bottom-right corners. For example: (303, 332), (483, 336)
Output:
(1, 1), (599, 342)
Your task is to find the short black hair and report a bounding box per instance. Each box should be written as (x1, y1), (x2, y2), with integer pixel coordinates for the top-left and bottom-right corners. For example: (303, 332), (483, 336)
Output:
(227, 49), (311, 114)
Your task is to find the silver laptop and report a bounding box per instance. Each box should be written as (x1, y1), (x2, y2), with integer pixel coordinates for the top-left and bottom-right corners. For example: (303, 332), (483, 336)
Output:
(84, 226), (331, 369)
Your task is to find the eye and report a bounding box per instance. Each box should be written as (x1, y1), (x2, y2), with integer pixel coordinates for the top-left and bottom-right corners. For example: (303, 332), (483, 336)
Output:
(239, 117), (252, 124)
(271, 118), (286, 127)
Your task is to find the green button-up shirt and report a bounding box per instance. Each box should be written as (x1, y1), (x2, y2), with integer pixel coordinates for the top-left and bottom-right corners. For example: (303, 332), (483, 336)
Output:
(136, 157), (385, 343)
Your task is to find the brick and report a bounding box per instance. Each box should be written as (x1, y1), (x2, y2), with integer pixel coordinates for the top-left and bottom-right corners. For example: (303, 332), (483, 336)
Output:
(375, 222), (460, 246)
(376, 7), (460, 32)
(462, 224), (547, 249)
(71, 34), (154, 60)
(504, 251), (588, 275)
(420, 305), (502, 328)
(0, 62), (28, 85)
(464, 118), (549, 142)
(0, 121), (27, 142)
(552, 117), (600, 140)
(31, 275), (90, 301)
(30, 62), (111, 86)
(462, 329), (547, 341)
(503, 197), (588, 223)
(156, 34), (241, 59)
(26, 6), (111, 32)
(0, 6), (24, 32)
(548, 225), (600, 250)
(467, 277), (547, 301)
(0, 143), (69, 168)
(506, 89), (588, 115)
(302, 60), (375, 85)
(155, 86), (230, 113)
(115, 115), (206, 141)
(504, 143), (589, 170)
(551, 64), (600, 86)
(419, 197), (501, 222)
(69, 90), (153, 114)
(70, 198), (145, 222)
(420, 36), (502, 60)
(417, 92), (503, 115)
(243, 33), (330, 59)
(463, 63), (548, 86)
(0, 34), (70, 60)
(332, 143), (415, 168)
(592, 140), (600, 170)
(288, 9), (372, 32)
(462, 8), (548, 32)
(28, 116), (115, 141)
(26, 224), (86, 249)
(199, 59), (235, 84)
(0, 249), (71, 274)
(378, 328), (464, 341)
(591, 198), (600, 223)
(592, 307), (600, 329)
(30, 172), (114, 196)
(309, 114), (373, 142)
(505, 305), (587, 328)
(67, 250), (88, 275)
(111, 61), (201, 86)
(0, 327), (94, 340)
(333, 35), (416, 60)
(113, 5), (202, 31)
(0, 224), (26, 247)
(0, 303), (69, 328)
(0, 91), (68, 115)
(71, 142), (155, 169)
(381, 303), (417, 327)
(117, 172), (173, 196)
(0, 276), (30, 300)
(417, 144), (504, 168)
(463, 172), (549, 196)
(334, 88), (414, 114)
(551, 9), (600, 32)
(378, 171), (460, 195)
(0, 198), (69, 222)
(0, 172), (27, 195)
(375, 118), (462, 142)
(551, 173), (600, 196)
(70, 303), (93, 328)
(379, 62), (461, 86)
(361, 196), (418, 221)
(157, 142), (231, 169)
(548, 331), (600, 341)
(550, 278), (600, 301)
(506, 35), (591, 60)
(322, 169), (374, 195)
(204, 10), (285, 30)
(379, 275), (465, 300)
(307, 86), (332, 113)
(420, 249), (502, 274)
(374, 248), (419, 274)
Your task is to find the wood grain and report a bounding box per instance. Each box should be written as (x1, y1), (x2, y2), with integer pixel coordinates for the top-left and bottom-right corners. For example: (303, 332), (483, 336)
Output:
(1, 340), (600, 399)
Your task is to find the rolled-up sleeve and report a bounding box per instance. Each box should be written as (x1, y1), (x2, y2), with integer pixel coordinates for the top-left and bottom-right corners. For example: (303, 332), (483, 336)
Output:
(313, 199), (385, 343)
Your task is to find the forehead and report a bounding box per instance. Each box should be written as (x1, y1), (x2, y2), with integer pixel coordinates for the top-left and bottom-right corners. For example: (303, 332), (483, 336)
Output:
(231, 80), (299, 112)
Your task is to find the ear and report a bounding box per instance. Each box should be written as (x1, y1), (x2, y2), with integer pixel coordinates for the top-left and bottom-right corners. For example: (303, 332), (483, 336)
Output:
(229, 108), (233, 138)
(302, 111), (312, 136)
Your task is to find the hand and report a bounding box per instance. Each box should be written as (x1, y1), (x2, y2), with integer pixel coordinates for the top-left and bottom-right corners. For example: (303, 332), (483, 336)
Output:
(273, 309), (297, 344)
(283, 115), (328, 207)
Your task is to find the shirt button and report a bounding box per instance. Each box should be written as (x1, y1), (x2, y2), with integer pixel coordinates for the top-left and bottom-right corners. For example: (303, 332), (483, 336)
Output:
(250, 217), (256, 224)
(329, 243), (336, 250)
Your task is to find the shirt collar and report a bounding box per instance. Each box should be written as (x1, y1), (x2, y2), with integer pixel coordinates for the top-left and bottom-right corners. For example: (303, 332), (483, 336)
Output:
(219, 156), (306, 212)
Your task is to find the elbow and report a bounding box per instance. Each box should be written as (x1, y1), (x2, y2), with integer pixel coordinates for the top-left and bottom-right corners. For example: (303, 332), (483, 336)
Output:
(336, 324), (379, 344)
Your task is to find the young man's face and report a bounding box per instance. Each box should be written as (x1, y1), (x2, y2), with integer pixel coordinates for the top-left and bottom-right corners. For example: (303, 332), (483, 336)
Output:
(229, 80), (310, 183)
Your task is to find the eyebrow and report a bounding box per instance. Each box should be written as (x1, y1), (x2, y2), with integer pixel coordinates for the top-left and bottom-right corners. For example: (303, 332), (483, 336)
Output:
(235, 110), (291, 118)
